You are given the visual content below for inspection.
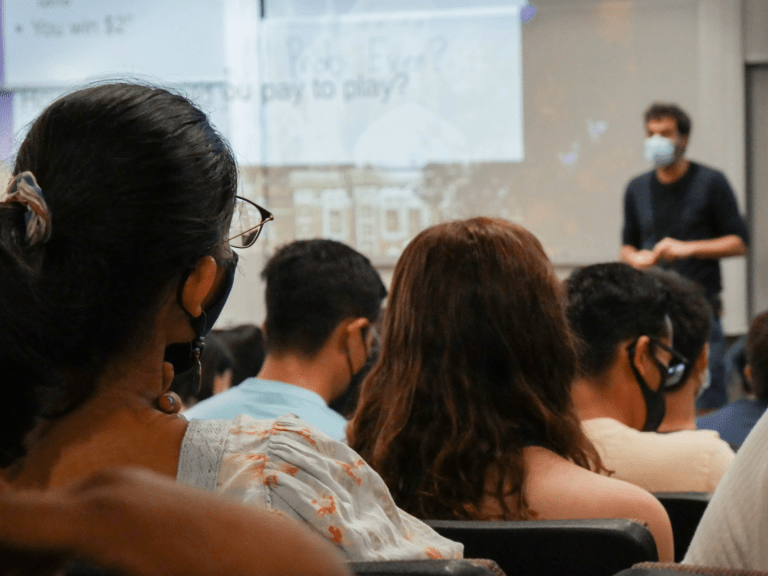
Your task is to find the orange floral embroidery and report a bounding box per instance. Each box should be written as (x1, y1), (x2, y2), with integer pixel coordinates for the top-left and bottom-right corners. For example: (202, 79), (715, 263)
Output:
(336, 459), (365, 486)
(226, 453), (269, 479)
(272, 423), (318, 448)
(328, 526), (344, 544)
(229, 426), (270, 437)
(311, 494), (337, 516)
(425, 548), (443, 560)
(279, 463), (300, 477)
(263, 473), (279, 487)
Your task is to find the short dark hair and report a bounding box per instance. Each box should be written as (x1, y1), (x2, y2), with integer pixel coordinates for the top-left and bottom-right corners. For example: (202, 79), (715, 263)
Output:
(261, 239), (386, 357)
(644, 102), (692, 136)
(565, 263), (669, 378)
(648, 269), (712, 388)
(213, 324), (266, 386)
(747, 311), (768, 402)
(0, 83), (237, 467)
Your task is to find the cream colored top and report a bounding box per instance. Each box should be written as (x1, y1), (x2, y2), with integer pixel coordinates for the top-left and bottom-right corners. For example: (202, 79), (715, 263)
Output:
(582, 417), (734, 493)
(683, 410), (768, 569)
(176, 414), (463, 562)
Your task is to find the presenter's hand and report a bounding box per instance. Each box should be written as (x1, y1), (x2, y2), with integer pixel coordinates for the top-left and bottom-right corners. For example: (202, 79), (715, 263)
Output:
(626, 249), (658, 269)
(653, 237), (693, 262)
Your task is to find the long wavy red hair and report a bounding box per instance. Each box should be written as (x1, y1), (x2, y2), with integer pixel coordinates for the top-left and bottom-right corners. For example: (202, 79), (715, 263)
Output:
(347, 218), (601, 520)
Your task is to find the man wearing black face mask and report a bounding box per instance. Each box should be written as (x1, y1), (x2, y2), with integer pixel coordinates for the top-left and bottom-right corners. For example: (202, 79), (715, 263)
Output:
(566, 263), (735, 493)
(184, 239), (386, 442)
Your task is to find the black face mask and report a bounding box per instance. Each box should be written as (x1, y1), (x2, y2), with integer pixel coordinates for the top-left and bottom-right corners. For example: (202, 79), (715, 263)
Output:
(627, 342), (667, 432)
(330, 332), (379, 418)
(348, 334), (378, 393)
(164, 253), (239, 375)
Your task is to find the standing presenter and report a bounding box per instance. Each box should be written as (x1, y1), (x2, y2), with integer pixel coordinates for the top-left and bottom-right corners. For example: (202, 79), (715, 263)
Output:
(621, 103), (748, 412)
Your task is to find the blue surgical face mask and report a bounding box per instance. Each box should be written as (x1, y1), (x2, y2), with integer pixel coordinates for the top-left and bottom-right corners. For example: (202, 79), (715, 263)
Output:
(644, 134), (677, 168)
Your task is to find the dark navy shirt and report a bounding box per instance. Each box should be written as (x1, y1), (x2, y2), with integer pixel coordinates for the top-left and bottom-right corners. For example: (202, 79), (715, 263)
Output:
(697, 398), (768, 448)
(622, 162), (748, 302)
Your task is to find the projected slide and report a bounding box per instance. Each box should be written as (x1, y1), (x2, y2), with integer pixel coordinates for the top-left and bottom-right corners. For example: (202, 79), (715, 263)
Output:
(2, 0), (225, 88)
(258, 6), (524, 168)
(1, 1), (525, 171)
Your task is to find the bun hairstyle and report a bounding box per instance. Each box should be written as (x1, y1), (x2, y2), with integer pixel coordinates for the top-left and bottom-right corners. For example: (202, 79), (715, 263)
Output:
(0, 83), (237, 467)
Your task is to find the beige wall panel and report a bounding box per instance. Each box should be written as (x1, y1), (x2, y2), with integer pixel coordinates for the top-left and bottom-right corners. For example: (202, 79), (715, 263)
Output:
(744, 0), (768, 64)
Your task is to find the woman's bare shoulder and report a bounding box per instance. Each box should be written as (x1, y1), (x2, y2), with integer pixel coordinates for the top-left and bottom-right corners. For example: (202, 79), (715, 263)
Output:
(523, 447), (673, 562)
(524, 447), (660, 515)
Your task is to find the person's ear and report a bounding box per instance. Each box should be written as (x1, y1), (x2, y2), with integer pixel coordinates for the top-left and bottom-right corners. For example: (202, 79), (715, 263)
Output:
(181, 256), (218, 317)
(632, 336), (660, 389)
(162, 361), (175, 393)
(691, 343), (710, 395)
(343, 317), (370, 368)
(745, 364), (753, 385)
(694, 343), (709, 374)
(345, 317), (369, 346)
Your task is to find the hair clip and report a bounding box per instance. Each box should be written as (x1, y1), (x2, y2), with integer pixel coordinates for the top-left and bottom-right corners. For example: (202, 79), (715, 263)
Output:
(2, 172), (52, 245)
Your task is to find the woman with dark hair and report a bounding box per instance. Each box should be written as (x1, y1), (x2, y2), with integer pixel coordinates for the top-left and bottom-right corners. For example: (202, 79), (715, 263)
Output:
(0, 82), (459, 562)
(348, 217), (673, 561)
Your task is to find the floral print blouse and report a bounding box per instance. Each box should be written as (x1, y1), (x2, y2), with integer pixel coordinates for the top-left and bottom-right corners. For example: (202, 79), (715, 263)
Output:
(176, 414), (463, 561)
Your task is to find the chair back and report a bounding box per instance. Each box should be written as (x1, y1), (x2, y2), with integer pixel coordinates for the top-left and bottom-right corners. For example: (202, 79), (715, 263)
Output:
(65, 559), (503, 576)
(652, 492), (711, 562)
(350, 559), (504, 576)
(615, 561), (768, 576)
(425, 518), (657, 576)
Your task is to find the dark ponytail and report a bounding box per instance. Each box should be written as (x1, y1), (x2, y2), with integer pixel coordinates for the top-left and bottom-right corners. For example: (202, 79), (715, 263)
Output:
(0, 201), (49, 466)
(0, 83), (237, 466)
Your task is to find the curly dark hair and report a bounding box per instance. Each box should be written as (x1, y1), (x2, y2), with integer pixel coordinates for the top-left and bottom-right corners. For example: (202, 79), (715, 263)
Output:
(644, 102), (692, 136)
(565, 263), (670, 379)
(347, 218), (601, 520)
(648, 269), (712, 388)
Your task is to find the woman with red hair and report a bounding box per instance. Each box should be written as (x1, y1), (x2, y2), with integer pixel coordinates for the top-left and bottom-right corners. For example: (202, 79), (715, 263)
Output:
(348, 217), (673, 561)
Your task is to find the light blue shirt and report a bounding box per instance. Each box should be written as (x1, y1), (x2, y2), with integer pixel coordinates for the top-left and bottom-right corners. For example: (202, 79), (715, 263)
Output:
(183, 378), (348, 442)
